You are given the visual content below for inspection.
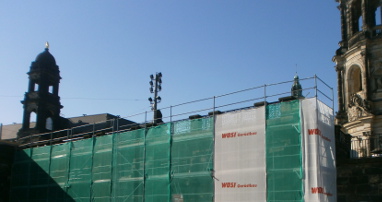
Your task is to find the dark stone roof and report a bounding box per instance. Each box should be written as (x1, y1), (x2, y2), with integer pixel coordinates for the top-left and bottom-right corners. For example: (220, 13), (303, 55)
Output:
(1, 113), (136, 140)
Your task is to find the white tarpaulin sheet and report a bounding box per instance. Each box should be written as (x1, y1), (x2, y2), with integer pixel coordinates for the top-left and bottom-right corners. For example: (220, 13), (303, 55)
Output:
(302, 98), (336, 202)
(214, 107), (266, 202)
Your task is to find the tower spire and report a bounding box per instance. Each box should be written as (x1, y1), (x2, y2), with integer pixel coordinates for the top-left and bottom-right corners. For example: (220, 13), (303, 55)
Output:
(291, 74), (303, 98)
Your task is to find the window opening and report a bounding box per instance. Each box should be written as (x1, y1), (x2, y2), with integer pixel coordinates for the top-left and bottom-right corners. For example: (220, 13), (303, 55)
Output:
(376, 6), (381, 26)
(358, 16), (363, 31)
(351, 0), (362, 34)
(350, 66), (362, 94)
(30, 112), (37, 128)
(49, 85), (53, 94)
(46, 117), (53, 130)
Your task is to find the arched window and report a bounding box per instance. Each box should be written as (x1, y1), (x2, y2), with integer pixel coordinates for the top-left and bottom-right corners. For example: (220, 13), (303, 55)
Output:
(46, 117), (53, 130)
(351, 0), (363, 34)
(349, 66), (363, 94)
(30, 112), (37, 129)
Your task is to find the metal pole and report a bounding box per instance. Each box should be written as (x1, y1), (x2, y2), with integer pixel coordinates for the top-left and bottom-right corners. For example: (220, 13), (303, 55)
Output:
(153, 78), (158, 122)
(149, 73), (162, 124)
(170, 106), (173, 123)
(213, 96), (216, 113)
(314, 74), (318, 97)
(264, 84), (267, 103)
(143, 117), (148, 202)
(116, 118), (119, 131)
(331, 85), (335, 115)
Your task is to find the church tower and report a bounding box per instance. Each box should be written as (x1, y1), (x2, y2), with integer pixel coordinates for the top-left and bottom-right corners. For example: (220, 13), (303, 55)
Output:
(18, 43), (66, 139)
(333, 0), (382, 140)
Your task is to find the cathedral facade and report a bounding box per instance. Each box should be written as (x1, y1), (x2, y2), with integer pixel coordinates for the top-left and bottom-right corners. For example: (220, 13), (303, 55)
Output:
(333, 0), (382, 156)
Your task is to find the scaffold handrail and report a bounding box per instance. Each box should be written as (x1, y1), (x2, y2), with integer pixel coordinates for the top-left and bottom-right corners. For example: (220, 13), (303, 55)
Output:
(16, 75), (334, 148)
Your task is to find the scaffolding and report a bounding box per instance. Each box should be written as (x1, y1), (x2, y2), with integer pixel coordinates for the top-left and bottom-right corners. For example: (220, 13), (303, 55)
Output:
(16, 75), (333, 148)
(9, 75), (336, 201)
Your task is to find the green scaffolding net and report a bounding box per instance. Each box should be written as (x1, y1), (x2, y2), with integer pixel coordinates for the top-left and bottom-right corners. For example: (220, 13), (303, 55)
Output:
(67, 138), (92, 201)
(10, 117), (214, 202)
(92, 135), (113, 200)
(266, 100), (303, 202)
(171, 117), (214, 202)
(10, 148), (31, 200)
(113, 128), (145, 201)
(9, 99), (336, 201)
(145, 123), (171, 202)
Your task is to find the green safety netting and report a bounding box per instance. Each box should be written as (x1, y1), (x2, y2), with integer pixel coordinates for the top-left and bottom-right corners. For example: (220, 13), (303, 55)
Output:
(266, 100), (303, 202)
(145, 123), (171, 202)
(113, 128), (145, 201)
(67, 138), (92, 201)
(29, 147), (50, 200)
(9, 100), (335, 201)
(10, 148), (31, 201)
(171, 117), (214, 202)
(92, 135), (113, 200)
(10, 117), (214, 202)
(50, 143), (71, 200)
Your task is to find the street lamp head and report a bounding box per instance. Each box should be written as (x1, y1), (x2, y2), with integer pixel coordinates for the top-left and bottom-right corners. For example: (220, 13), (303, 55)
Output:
(149, 81), (153, 86)
(157, 72), (162, 77)
(148, 97), (153, 102)
(150, 74), (154, 80)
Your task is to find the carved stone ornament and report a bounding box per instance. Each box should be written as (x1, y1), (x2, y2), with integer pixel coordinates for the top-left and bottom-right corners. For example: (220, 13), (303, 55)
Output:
(347, 93), (372, 122)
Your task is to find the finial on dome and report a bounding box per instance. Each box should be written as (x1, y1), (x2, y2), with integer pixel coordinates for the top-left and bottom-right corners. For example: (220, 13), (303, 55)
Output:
(45, 41), (49, 50)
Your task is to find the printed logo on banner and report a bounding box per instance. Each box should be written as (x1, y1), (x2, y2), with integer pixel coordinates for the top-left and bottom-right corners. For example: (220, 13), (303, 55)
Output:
(221, 182), (258, 188)
(302, 98), (336, 201)
(214, 107), (266, 201)
(307, 128), (331, 142)
(221, 132), (257, 138)
(311, 187), (333, 196)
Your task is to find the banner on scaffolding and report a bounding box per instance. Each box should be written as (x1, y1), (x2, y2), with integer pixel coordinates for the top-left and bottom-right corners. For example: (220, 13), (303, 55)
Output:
(214, 107), (266, 201)
(302, 98), (336, 202)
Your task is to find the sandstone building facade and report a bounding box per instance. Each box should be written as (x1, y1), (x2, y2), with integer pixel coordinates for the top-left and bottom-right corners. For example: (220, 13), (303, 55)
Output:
(333, 0), (382, 156)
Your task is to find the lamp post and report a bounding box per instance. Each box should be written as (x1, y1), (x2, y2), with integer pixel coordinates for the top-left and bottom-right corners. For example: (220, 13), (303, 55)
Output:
(148, 72), (162, 123)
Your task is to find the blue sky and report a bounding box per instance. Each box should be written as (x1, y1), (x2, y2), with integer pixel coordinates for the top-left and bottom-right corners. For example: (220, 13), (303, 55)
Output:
(0, 0), (340, 125)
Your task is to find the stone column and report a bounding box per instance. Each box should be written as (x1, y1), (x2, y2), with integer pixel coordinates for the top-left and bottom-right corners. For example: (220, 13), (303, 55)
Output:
(337, 65), (345, 113)
(340, 2), (348, 42)
(361, 0), (370, 31)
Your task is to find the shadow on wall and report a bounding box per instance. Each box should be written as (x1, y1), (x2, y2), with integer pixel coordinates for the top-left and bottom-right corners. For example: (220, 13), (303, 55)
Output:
(9, 148), (75, 201)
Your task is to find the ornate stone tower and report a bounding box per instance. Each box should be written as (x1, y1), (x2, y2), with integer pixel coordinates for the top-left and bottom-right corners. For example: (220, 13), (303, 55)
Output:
(333, 0), (382, 139)
(18, 43), (66, 139)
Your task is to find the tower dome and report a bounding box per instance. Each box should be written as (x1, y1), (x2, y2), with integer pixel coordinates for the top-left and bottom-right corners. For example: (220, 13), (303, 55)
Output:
(35, 49), (56, 65)
(35, 43), (57, 66)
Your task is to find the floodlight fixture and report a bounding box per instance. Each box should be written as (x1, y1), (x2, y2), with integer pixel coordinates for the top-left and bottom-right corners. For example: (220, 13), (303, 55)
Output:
(148, 72), (164, 124)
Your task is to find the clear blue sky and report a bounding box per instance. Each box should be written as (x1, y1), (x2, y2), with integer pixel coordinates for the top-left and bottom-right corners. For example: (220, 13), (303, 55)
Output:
(0, 0), (340, 125)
